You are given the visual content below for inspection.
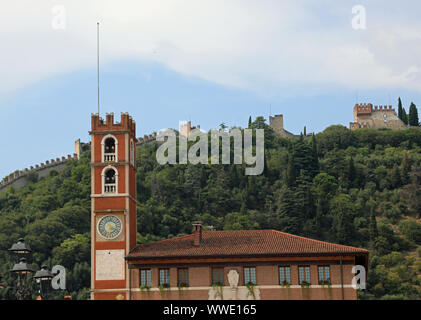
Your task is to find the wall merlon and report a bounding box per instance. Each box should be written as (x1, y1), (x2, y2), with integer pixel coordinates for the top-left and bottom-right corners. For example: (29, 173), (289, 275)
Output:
(0, 150), (84, 193)
(91, 113), (136, 136)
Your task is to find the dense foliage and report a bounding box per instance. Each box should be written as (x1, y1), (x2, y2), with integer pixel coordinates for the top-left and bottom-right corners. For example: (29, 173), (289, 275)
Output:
(1, 119), (421, 300)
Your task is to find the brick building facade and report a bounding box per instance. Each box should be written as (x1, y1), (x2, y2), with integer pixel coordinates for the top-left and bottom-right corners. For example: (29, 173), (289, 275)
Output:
(125, 224), (369, 300)
(90, 112), (369, 300)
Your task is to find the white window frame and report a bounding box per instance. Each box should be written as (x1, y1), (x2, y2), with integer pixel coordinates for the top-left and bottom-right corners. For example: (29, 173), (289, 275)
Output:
(101, 134), (118, 163)
(101, 165), (119, 194)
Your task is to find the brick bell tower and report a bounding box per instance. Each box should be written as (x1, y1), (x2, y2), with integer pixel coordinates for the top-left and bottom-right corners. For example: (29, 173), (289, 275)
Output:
(89, 112), (137, 300)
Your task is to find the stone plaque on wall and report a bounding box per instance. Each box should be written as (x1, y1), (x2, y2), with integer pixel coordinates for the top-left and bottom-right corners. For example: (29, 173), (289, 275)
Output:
(95, 249), (125, 280)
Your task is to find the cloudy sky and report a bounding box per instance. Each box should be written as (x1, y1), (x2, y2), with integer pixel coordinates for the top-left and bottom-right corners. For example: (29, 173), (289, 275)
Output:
(1, 0), (421, 178)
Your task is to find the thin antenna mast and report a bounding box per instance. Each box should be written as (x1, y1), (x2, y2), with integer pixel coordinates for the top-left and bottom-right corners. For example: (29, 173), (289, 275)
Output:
(97, 22), (100, 115)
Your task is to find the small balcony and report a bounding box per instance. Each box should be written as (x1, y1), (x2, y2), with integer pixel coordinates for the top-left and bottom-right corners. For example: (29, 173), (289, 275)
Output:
(103, 154), (116, 162)
(103, 137), (116, 163)
(104, 184), (116, 193)
(104, 169), (117, 194)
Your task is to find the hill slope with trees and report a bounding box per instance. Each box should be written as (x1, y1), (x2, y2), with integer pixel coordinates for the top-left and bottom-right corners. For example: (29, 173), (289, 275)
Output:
(1, 119), (421, 299)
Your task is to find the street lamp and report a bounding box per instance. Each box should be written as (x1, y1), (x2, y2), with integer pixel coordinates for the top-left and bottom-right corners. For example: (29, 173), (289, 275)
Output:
(33, 265), (54, 300)
(8, 238), (32, 254)
(10, 257), (34, 300)
(9, 238), (34, 300)
(7, 238), (61, 300)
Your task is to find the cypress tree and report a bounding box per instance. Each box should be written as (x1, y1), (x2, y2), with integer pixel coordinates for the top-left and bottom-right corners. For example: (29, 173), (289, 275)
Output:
(348, 157), (356, 188)
(369, 206), (378, 241)
(398, 97), (403, 121)
(276, 186), (301, 234)
(248, 116), (252, 128)
(401, 152), (411, 184)
(391, 165), (402, 188)
(311, 134), (319, 175)
(285, 154), (296, 187)
(402, 107), (409, 125)
(408, 102), (419, 126)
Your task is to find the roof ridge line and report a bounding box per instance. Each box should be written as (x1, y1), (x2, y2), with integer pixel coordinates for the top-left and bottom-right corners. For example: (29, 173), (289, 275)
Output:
(132, 233), (193, 250)
(271, 230), (369, 252)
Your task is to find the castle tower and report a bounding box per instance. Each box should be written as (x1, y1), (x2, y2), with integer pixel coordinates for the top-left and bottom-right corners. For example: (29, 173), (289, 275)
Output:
(179, 120), (201, 138)
(350, 103), (406, 130)
(269, 114), (284, 132)
(90, 112), (137, 300)
(269, 114), (295, 138)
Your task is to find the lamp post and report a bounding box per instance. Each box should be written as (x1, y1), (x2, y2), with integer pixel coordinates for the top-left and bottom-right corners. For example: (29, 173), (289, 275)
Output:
(7, 238), (60, 300)
(33, 265), (54, 300)
(9, 238), (33, 300)
(8, 238), (32, 255)
(10, 257), (34, 300)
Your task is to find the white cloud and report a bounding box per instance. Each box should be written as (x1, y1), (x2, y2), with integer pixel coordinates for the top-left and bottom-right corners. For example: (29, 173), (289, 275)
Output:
(1, 0), (421, 99)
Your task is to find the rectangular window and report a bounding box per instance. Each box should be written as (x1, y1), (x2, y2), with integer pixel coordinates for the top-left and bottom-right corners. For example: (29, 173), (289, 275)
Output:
(212, 267), (224, 285)
(318, 266), (331, 285)
(178, 268), (189, 287)
(298, 266), (311, 285)
(159, 268), (170, 287)
(244, 267), (256, 285)
(140, 269), (151, 287)
(279, 266), (291, 285)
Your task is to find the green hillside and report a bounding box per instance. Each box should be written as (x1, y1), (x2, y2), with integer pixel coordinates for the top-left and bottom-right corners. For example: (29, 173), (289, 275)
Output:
(1, 119), (421, 299)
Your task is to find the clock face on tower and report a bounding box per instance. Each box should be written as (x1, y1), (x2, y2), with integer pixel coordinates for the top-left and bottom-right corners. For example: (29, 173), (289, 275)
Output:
(97, 215), (122, 240)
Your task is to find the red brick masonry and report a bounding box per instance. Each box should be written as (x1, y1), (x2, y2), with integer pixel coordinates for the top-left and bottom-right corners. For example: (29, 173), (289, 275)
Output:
(125, 229), (369, 300)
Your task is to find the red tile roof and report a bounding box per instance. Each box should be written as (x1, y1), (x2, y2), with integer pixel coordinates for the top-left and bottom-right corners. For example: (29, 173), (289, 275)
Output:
(126, 230), (368, 260)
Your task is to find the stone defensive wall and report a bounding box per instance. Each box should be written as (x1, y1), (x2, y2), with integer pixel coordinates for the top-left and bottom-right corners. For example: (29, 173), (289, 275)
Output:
(0, 154), (78, 193)
(136, 132), (157, 146)
(1, 132), (157, 194)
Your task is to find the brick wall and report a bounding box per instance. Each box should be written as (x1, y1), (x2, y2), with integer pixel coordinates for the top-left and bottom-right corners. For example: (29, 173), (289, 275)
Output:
(128, 261), (359, 300)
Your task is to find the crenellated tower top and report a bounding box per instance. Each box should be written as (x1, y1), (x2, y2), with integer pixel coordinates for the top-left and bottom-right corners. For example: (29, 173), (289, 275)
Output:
(90, 112), (136, 137)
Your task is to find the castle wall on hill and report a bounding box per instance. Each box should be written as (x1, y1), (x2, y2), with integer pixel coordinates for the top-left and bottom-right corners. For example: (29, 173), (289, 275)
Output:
(0, 154), (78, 194)
(136, 132), (157, 146)
(1, 131), (159, 194)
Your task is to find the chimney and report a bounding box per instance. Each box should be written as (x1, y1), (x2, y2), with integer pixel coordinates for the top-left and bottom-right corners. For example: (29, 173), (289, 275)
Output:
(192, 221), (203, 246)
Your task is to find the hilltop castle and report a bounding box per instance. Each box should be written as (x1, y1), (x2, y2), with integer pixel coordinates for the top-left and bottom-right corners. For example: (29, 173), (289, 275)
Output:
(349, 103), (407, 130)
(179, 120), (201, 138)
(269, 114), (296, 138)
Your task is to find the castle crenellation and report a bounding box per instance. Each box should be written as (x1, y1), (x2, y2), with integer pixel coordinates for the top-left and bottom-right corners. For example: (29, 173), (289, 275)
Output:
(0, 153), (78, 192)
(1, 103), (412, 193)
(91, 112), (136, 137)
(179, 120), (201, 138)
(136, 132), (157, 145)
(350, 102), (407, 130)
(2, 126), (159, 193)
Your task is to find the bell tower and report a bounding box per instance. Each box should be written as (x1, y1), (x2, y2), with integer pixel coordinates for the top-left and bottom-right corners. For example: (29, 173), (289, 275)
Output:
(90, 112), (137, 300)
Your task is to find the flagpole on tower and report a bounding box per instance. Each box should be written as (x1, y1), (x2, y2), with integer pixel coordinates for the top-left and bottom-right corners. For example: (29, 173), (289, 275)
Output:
(97, 22), (100, 115)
